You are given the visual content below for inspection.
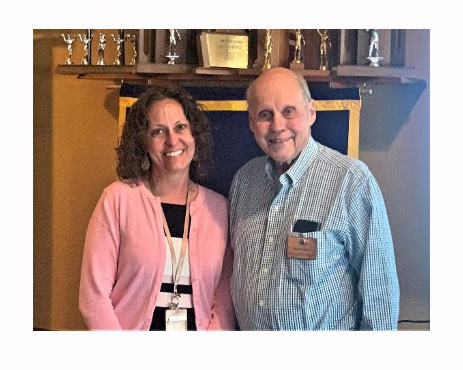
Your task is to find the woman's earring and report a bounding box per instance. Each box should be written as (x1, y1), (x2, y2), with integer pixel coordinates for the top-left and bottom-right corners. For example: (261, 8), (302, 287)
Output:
(141, 156), (150, 171)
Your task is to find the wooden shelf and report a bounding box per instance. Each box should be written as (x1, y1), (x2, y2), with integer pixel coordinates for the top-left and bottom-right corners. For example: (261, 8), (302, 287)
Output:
(57, 65), (136, 75)
(135, 63), (194, 74)
(55, 63), (422, 88)
(196, 67), (239, 75)
(333, 65), (416, 79)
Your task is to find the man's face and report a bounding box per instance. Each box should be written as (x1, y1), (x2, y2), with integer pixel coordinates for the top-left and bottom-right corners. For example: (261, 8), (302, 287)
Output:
(248, 69), (316, 169)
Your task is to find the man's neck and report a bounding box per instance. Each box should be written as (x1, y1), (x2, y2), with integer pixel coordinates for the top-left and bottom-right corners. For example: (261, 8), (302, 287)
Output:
(274, 162), (291, 178)
(273, 137), (312, 177)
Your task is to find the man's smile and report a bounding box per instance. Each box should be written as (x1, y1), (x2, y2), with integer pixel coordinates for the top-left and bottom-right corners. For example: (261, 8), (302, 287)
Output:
(268, 136), (293, 145)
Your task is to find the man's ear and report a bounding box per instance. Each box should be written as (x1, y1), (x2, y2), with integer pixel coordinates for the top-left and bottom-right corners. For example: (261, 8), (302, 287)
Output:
(248, 112), (255, 133)
(307, 100), (316, 127)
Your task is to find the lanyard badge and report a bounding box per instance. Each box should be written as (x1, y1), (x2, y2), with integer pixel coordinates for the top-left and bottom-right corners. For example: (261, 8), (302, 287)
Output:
(165, 287), (187, 330)
(165, 307), (187, 331)
(158, 182), (193, 331)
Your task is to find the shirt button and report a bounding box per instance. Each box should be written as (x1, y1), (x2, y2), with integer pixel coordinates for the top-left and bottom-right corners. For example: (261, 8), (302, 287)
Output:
(268, 236), (274, 243)
(263, 268), (268, 273)
(259, 299), (265, 307)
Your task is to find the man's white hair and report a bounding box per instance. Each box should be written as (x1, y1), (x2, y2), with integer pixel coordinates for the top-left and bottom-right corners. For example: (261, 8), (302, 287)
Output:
(245, 68), (312, 104)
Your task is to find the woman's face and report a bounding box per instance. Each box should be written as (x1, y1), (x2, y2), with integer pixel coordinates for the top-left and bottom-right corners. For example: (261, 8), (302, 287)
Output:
(146, 99), (196, 177)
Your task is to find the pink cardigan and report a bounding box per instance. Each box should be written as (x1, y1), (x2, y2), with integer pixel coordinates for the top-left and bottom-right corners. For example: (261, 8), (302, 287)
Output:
(79, 181), (236, 330)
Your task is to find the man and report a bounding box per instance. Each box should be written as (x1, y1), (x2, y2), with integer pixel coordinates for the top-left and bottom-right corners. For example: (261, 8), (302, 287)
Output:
(228, 67), (399, 330)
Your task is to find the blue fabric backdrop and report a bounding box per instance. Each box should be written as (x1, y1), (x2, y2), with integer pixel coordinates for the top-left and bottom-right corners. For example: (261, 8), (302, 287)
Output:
(119, 83), (359, 196)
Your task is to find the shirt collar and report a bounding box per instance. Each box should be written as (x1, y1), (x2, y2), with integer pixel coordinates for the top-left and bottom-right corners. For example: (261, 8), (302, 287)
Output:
(264, 136), (318, 185)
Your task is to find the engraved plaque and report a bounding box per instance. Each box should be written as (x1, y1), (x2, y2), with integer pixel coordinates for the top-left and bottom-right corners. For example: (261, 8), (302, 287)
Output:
(199, 32), (248, 68)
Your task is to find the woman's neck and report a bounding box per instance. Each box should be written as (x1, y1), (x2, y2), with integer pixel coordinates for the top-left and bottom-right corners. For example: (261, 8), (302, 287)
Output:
(149, 171), (190, 204)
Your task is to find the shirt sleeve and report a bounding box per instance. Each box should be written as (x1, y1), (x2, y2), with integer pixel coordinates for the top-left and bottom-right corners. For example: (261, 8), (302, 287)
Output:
(79, 188), (123, 330)
(227, 169), (240, 239)
(347, 169), (400, 330)
(207, 244), (237, 330)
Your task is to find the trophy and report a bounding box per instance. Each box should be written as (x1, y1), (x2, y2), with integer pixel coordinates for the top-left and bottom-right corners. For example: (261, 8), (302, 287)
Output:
(290, 29), (305, 70)
(166, 29), (181, 64)
(61, 33), (77, 65)
(317, 29), (332, 71)
(366, 29), (383, 67)
(96, 32), (107, 65)
(111, 30), (126, 65)
(262, 29), (273, 70)
(126, 33), (137, 65)
(77, 30), (92, 65)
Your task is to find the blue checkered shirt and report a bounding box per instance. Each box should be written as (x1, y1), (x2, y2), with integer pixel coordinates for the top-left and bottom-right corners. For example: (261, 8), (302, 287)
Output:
(229, 137), (400, 330)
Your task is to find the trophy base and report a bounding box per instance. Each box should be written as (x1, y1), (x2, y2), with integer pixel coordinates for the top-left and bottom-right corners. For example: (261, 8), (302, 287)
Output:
(290, 61), (305, 70)
(319, 65), (329, 71)
(166, 54), (179, 65)
(366, 56), (383, 67)
(97, 60), (105, 66)
(262, 63), (272, 71)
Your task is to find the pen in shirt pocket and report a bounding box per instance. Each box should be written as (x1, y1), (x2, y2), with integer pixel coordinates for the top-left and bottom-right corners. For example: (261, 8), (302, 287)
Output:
(292, 219), (321, 233)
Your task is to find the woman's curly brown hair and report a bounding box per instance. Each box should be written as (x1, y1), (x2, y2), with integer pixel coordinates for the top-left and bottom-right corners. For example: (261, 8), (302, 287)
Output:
(116, 85), (212, 184)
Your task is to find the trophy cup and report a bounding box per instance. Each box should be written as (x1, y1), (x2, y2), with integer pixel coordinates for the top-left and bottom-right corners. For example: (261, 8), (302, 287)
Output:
(111, 30), (126, 65)
(317, 29), (332, 71)
(77, 30), (92, 65)
(366, 29), (383, 67)
(126, 33), (137, 65)
(61, 33), (77, 65)
(262, 29), (273, 70)
(97, 32), (106, 65)
(166, 29), (181, 64)
(290, 29), (305, 70)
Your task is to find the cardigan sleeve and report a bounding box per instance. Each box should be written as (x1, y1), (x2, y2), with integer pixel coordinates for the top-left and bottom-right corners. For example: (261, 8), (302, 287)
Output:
(79, 187), (123, 330)
(207, 243), (237, 330)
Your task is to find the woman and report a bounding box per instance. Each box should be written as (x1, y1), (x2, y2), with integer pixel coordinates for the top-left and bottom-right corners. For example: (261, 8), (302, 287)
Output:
(79, 85), (235, 330)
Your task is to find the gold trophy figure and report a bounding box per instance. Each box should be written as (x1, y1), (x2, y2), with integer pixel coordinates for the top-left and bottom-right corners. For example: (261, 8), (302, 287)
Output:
(317, 29), (332, 71)
(290, 29), (306, 70)
(77, 32), (93, 65)
(293, 29), (305, 63)
(126, 33), (137, 65)
(97, 32), (107, 65)
(263, 29), (273, 70)
(61, 33), (76, 65)
(111, 32), (126, 65)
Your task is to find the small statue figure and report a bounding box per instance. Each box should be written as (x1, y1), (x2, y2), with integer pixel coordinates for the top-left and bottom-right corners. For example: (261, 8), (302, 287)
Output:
(293, 29), (305, 64)
(97, 32), (106, 65)
(126, 33), (137, 65)
(317, 29), (332, 71)
(367, 29), (379, 57)
(365, 29), (383, 67)
(61, 33), (76, 65)
(263, 29), (273, 70)
(77, 32), (92, 65)
(169, 29), (181, 49)
(111, 31), (126, 65)
(166, 29), (181, 64)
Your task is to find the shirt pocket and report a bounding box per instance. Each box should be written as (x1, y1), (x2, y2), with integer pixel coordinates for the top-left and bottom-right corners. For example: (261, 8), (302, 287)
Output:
(285, 229), (346, 286)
